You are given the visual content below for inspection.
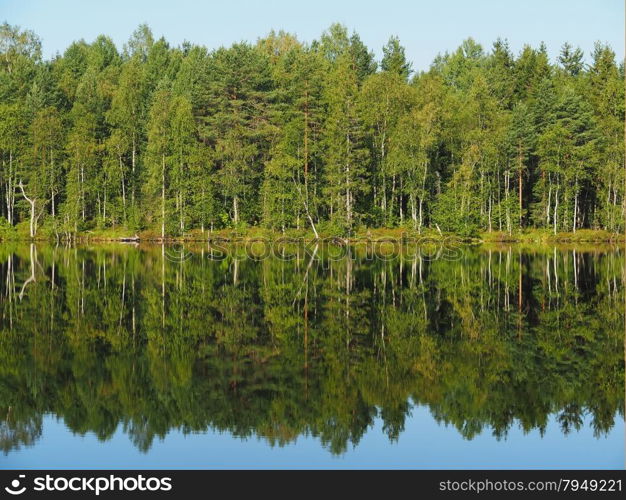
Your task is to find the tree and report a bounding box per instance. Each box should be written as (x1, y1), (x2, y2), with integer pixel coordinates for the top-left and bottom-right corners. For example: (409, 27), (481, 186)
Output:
(29, 106), (63, 219)
(200, 42), (273, 227)
(65, 102), (98, 231)
(0, 22), (41, 73)
(381, 36), (412, 80)
(145, 85), (173, 238)
(388, 91), (441, 231)
(107, 57), (146, 225)
(322, 52), (369, 231)
(508, 102), (535, 229)
(216, 128), (257, 225)
(587, 43), (624, 232)
(124, 24), (154, 61)
(0, 103), (25, 224)
(537, 87), (597, 233)
(169, 95), (196, 234)
(486, 38), (515, 109)
(259, 36), (324, 233)
(360, 72), (414, 225)
(559, 43), (584, 77)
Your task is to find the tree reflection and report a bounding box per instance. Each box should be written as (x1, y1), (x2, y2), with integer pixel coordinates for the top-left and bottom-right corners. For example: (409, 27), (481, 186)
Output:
(0, 243), (623, 455)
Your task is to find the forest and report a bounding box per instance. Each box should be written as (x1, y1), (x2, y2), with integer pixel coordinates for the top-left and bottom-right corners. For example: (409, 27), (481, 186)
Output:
(0, 22), (624, 239)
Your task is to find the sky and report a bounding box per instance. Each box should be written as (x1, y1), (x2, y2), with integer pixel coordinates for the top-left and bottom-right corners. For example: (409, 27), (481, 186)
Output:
(1, 0), (624, 71)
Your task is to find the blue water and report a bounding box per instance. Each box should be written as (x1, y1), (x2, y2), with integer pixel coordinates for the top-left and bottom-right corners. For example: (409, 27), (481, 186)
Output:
(2, 407), (623, 469)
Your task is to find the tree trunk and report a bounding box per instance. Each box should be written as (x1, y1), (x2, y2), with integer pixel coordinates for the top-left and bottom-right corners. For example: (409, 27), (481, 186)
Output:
(7, 150), (14, 225)
(390, 175), (396, 224)
(345, 132), (351, 228)
(553, 186), (559, 235)
(420, 160), (428, 232)
(605, 181), (611, 231)
(179, 188), (184, 234)
(80, 164), (85, 221)
(120, 155), (127, 222)
(132, 135), (136, 209)
(161, 154), (165, 239)
(399, 178), (403, 224)
(306, 212), (319, 239)
(573, 182), (578, 233)
(50, 151), (56, 218)
(304, 86), (309, 180)
(381, 175), (387, 222)
(547, 174), (552, 228)
(18, 181), (36, 239)
(505, 170), (511, 234)
(518, 141), (523, 229)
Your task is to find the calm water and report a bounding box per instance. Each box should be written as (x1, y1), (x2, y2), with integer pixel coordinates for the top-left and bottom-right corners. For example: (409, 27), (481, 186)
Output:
(0, 242), (624, 469)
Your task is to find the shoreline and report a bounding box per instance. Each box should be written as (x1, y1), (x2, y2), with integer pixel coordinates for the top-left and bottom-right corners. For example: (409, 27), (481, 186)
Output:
(1, 228), (624, 245)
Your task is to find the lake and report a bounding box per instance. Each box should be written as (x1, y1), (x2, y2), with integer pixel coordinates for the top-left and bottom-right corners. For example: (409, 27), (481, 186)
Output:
(0, 242), (624, 469)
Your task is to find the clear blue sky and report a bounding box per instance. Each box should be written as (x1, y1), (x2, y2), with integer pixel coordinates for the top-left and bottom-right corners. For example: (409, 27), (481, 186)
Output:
(1, 0), (624, 71)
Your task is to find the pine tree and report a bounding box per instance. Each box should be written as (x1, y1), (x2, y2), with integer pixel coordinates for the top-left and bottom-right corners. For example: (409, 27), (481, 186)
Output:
(508, 101), (535, 229)
(322, 52), (369, 231)
(559, 42), (584, 77)
(381, 36), (412, 80)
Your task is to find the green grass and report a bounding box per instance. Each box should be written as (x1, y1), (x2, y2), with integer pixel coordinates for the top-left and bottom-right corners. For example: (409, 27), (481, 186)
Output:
(480, 228), (624, 243)
(1, 221), (624, 244)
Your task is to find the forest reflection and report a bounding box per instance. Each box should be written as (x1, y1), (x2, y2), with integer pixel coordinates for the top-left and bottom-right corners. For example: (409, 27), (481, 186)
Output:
(0, 243), (623, 456)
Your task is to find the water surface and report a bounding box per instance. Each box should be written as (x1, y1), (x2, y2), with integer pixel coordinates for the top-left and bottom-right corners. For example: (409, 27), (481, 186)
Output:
(0, 243), (623, 468)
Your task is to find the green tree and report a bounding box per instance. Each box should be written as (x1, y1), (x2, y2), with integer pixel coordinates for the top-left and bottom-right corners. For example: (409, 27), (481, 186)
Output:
(144, 85), (173, 238)
(107, 57), (146, 226)
(322, 52), (369, 231)
(29, 106), (63, 219)
(381, 36), (412, 80)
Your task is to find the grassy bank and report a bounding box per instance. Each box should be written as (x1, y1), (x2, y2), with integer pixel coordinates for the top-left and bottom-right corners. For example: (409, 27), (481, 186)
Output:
(480, 229), (625, 244)
(1, 221), (624, 244)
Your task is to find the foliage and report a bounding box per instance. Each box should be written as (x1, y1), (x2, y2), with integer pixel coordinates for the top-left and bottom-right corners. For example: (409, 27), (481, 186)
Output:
(0, 24), (623, 239)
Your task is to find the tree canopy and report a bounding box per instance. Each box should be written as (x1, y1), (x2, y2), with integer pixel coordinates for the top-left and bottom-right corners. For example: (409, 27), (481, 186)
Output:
(0, 22), (623, 238)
